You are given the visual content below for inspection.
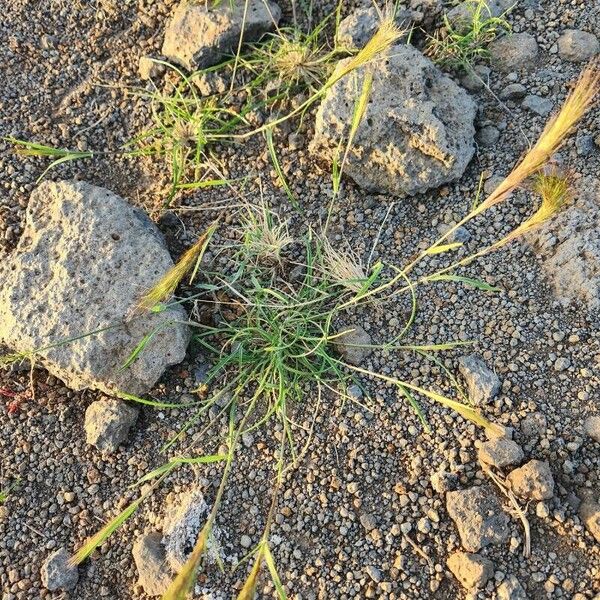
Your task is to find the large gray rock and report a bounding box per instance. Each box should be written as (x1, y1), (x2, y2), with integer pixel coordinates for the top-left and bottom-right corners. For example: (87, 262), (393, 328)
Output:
(162, 0), (281, 71)
(557, 29), (599, 62)
(447, 551), (494, 589)
(458, 355), (501, 405)
(85, 398), (139, 453)
(529, 177), (600, 311)
(310, 44), (476, 197)
(132, 532), (173, 597)
(489, 33), (539, 72)
(0, 181), (190, 396)
(446, 486), (510, 552)
(40, 547), (78, 592)
(579, 497), (600, 543)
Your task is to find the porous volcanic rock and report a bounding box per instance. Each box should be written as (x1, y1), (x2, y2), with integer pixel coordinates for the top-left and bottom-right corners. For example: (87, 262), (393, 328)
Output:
(0, 180), (190, 396)
(310, 44), (476, 197)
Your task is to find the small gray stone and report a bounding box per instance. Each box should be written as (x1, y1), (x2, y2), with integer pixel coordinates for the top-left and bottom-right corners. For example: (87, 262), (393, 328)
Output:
(446, 486), (509, 552)
(138, 55), (162, 80)
(84, 399), (139, 453)
(192, 70), (228, 96)
(132, 532), (172, 597)
(240, 534), (252, 548)
(507, 460), (554, 501)
(334, 324), (372, 366)
(557, 30), (600, 62)
(553, 356), (571, 371)
(447, 551), (494, 589)
(575, 134), (595, 157)
(497, 575), (528, 600)
(41, 547), (78, 592)
(579, 499), (600, 543)
(584, 415), (600, 442)
(360, 512), (377, 532)
(458, 355), (501, 405)
(500, 83), (527, 101)
(477, 125), (500, 147)
(520, 412), (547, 438)
(162, 0), (281, 70)
(478, 438), (524, 468)
(489, 33), (539, 72)
(522, 95), (554, 116)
(365, 565), (382, 583)
(431, 470), (459, 494)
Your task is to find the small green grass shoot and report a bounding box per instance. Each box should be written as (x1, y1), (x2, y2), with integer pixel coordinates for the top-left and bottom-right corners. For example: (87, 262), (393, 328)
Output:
(425, 0), (512, 71)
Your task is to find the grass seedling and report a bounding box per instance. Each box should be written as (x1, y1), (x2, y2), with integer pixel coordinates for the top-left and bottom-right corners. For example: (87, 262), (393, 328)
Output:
(0, 479), (20, 503)
(425, 0), (511, 71)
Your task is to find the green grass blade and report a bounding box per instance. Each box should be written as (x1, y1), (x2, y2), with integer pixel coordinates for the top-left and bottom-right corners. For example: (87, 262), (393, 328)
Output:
(263, 545), (287, 600)
(265, 128), (299, 210)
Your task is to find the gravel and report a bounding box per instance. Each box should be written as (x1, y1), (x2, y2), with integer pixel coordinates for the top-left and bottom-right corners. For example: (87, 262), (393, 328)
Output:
(1, 0), (599, 598)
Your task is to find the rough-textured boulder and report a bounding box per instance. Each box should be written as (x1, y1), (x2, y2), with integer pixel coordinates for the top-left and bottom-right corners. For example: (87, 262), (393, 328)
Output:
(446, 486), (509, 552)
(447, 551), (494, 589)
(0, 181), (190, 396)
(40, 547), (78, 592)
(85, 398), (139, 453)
(507, 460), (554, 501)
(132, 532), (173, 597)
(529, 177), (600, 311)
(162, 0), (281, 71)
(310, 44), (476, 197)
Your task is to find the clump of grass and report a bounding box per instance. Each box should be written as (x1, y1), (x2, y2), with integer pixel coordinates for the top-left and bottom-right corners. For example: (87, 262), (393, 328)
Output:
(237, 201), (293, 266)
(425, 0), (511, 71)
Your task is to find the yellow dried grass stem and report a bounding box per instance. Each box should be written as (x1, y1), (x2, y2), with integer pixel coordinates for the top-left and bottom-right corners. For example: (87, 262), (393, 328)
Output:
(237, 549), (264, 600)
(138, 221), (218, 311)
(481, 60), (599, 210)
(161, 523), (210, 600)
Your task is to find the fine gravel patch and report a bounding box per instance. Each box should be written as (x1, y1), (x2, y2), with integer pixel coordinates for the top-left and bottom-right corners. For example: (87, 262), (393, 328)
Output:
(0, 0), (599, 599)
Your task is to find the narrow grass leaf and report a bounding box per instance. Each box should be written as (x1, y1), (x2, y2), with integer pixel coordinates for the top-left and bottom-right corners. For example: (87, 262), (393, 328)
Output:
(427, 274), (500, 292)
(263, 545), (287, 600)
(265, 128), (299, 210)
(236, 549), (264, 600)
(424, 242), (463, 255)
(70, 480), (160, 566)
